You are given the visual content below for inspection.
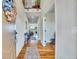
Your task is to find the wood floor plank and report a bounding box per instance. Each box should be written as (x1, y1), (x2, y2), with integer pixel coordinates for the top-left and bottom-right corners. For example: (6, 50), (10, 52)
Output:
(37, 40), (55, 59)
(17, 40), (55, 59)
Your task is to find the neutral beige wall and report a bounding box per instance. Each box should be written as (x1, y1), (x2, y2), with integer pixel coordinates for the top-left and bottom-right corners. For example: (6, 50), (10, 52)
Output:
(2, 13), (16, 59)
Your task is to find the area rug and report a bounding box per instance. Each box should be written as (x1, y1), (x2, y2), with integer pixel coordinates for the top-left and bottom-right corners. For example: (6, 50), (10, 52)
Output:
(24, 40), (40, 59)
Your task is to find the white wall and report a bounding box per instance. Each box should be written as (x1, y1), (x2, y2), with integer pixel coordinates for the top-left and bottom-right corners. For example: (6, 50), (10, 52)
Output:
(41, 0), (54, 15)
(15, 0), (28, 57)
(55, 0), (77, 59)
(40, 0), (55, 46)
(16, 16), (26, 57)
(45, 12), (55, 43)
(29, 23), (38, 33)
(38, 17), (43, 41)
(37, 11), (55, 46)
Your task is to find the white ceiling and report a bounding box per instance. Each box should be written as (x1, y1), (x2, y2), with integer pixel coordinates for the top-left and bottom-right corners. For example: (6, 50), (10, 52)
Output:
(24, 0), (35, 8)
(25, 9), (41, 23)
(24, 0), (55, 24)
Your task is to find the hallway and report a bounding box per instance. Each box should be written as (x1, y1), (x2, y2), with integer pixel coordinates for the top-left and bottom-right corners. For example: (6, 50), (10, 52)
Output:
(2, 0), (77, 59)
(17, 40), (55, 59)
(2, 0), (56, 59)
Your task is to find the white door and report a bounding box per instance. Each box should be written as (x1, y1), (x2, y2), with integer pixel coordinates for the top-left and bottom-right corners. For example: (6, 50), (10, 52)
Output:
(42, 17), (46, 46)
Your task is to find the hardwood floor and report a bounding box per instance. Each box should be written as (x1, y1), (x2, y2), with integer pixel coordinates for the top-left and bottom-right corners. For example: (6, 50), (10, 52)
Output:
(37, 41), (55, 59)
(17, 40), (55, 59)
(17, 43), (30, 59)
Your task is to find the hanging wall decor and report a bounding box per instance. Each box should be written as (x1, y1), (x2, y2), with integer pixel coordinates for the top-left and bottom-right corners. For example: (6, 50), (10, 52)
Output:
(2, 0), (17, 23)
(32, 0), (40, 9)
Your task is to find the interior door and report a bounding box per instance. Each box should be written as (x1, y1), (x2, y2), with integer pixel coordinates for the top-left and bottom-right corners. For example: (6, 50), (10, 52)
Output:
(42, 17), (46, 46)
